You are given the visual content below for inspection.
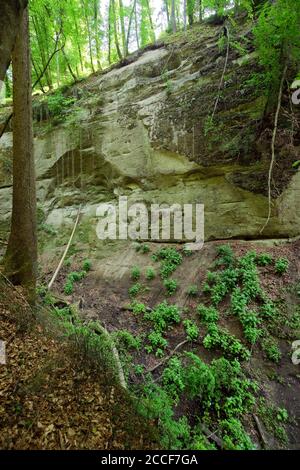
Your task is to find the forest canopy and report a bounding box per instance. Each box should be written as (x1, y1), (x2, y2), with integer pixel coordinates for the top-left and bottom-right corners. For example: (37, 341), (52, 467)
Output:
(1, 0), (297, 97)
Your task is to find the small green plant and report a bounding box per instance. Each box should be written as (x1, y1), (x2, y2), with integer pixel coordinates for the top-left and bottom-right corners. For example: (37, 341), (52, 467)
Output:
(197, 304), (219, 324)
(144, 301), (181, 333)
(206, 271), (219, 284)
(202, 283), (211, 294)
(131, 266), (141, 281)
(183, 246), (193, 256)
(203, 324), (251, 361)
(141, 244), (150, 254)
(183, 319), (199, 341)
(277, 408), (289, 423)
(262, 337), (281, 363)
(64, 279), (74, 295)
(153, 248), (183, 279)
(146, 331), (168, 357)
(68, 271), (86, 282)
(137, 382), (191, 449)
(129, 283), (142, 298)
(164, 279), (178, 296)
(40, 223), (57, 236)
(239, 252), (261, 301)
(162, 357), (185, 401)
(275, 258), (289, 275)
(47, 91), (76, 121)
(132, 302), (147, 315)
(220, 418), (255, 450)
(256, 253), (273, 266)
(187, 285), (198, 296)
(258, 399), (289, 445)
(216, 245), (234, 267)
(260, 300), (277, 319)
(145, 267), (156, 280)
(82, 259), (92, 272)
(134, 364), (145, 376)
(114, 330), (141, 350)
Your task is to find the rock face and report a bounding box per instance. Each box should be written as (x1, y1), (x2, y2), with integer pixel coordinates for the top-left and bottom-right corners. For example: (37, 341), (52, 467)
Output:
(0, 21), (299, 241)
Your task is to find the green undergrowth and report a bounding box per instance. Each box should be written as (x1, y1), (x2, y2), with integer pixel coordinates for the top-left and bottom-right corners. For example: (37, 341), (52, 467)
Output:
(121, 244), (292, 449)
(37, 244), (293, 450)
(63, 259), (92, 295)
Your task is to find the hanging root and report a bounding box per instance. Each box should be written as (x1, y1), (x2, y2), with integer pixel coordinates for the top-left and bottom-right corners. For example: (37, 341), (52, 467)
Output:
(260, 64), (287, 234)
(211, 25), (230, 121)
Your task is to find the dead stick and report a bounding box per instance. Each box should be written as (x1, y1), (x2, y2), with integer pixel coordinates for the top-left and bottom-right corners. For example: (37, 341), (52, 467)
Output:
(48, 206), (81, 291)
(147, 340), (189, 374)
(201, 424), (223, 448)
(253, 414), (268, 449)
(90, 322), (127, 389)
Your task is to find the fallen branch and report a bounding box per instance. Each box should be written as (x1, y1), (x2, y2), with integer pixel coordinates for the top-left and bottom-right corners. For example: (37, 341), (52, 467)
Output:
(48, 206), (81, 291)
(201, 424), (223, 448)
(260, 64), (287, 234)
(147, 340), (189, 374)
(253, 414), (268, 449)
(90, 322), (127, 390)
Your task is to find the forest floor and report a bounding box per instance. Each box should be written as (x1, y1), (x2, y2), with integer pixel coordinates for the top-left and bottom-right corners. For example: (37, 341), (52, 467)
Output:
(38, 237), (300, 450)
(0, 276), (158, 450)
(1, 238), (300, 449)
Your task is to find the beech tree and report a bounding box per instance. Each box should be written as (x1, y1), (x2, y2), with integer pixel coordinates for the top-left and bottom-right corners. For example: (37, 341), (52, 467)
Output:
(4, 5), (37, 303)
(0, 0), (28, 82)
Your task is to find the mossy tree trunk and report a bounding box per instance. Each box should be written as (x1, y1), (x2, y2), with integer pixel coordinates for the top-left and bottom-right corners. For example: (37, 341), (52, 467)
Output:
(0, 0), (28, 82)
(4, 6), (37, 304)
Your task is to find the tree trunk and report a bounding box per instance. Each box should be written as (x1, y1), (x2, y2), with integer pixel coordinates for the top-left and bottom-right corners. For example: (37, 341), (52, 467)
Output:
(62, 49), (77, 82)
(134, 0), (139, 49)
(171, 0), (176, 33)
(108, 0), (112, 64)
(0, 0), (28, 82)
(93, 0), (102, 69)
(187, 0), (194, 26)
(164, 0), (170, 25)
(4, 6), (37, 304)
(119, 0), (127, 56)
(81, 0), (95, 73)
(146, 0), (155, 41)
(72, 12), (84, 72)
(32, 16), (53, 90)
(112, 0), (123, 60)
